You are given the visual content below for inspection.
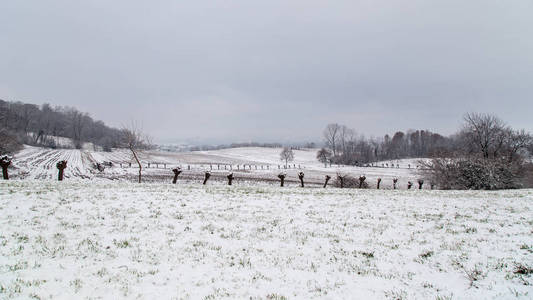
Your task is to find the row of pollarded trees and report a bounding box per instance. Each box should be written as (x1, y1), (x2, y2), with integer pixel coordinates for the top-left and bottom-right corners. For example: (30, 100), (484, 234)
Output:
(1, 155), (427, 190)
(169, 167), (426, 190)
(0, 156), (68, 181)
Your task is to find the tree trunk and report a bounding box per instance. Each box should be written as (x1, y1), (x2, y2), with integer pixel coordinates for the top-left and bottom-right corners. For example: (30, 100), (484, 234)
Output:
(130, 148), (142, 183)
(56, 160), (67, 181)
(2, 166), (8, 180)
(172, 168), (182, 184)
(393, 178), (398, 190)
(324, 175), (331, 188)
(227, 173), (234, 185)
(278, 174), (285, 187)
(377, 178), (381, 189)
(0, 156), (11, 180)
(418, 179), (424, 190)
(203, 172), (211, 185)
(338, 176), (344, 188)
(298, 172), (304, 187)
(358, 175), (366, 188)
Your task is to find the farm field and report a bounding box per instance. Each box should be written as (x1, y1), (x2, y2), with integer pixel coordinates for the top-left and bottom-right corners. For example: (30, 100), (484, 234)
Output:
(8, 146), (423, 188)
(1, 180), (532, 299)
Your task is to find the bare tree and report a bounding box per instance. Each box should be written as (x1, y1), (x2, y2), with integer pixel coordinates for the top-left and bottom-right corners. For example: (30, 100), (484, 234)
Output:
(338, 125), (354, 155)
(462, 113), (507, 159)
(280, 147), (294, 167)
(504, 129), (532, 162)
(121, 123), (151, 183)
(0, 129), (22, 155)
(323, 123), (340, 157)
(316, 148), (332, 167)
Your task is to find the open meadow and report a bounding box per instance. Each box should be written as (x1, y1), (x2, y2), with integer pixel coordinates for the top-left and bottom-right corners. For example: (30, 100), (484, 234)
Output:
(1, 180), (532, 299)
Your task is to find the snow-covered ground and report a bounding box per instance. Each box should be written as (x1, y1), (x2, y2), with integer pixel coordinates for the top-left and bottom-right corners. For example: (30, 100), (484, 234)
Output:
(1, 180), (532, 299)
(8, 146), (425, 188)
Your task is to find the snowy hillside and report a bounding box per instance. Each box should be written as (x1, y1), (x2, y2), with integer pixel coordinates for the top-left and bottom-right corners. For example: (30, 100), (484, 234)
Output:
(1, 181), (532, 299)
(8, 146), (426, 188)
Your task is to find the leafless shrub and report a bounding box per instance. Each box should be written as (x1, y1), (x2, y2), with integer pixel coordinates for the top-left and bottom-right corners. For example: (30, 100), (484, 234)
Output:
(333, 174), (368, 188)
(422, 157), (522, 190)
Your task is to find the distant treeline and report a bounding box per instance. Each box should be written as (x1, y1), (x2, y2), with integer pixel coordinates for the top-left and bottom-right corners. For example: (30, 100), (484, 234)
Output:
(322, 124), (452, 165)
(0, 99), (122, 153)
(188, 142), (284, 152)
(320, 114), (533, 189)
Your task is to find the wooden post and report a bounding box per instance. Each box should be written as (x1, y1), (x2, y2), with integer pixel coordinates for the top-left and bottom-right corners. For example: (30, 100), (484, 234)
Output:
(278, 173), (286, 187)
(1, 156), (12, 180)
(172, 167), (182, 184)
(227, 173), (234, 185)
(56, 160), (67, 181)
(298, 172), (304, 187)
(377, 178), (381, 189)
(324, 175), (331, 188)
(203, 171), (211, 185)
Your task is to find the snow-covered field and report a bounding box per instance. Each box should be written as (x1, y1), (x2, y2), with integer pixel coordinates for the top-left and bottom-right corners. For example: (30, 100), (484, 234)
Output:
(1, 180), (532, 299)
(8, 146), (424, 188)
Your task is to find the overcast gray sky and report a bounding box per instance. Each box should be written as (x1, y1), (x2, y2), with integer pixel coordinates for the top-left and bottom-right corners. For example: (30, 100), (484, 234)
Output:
(1, 0), (532, 144)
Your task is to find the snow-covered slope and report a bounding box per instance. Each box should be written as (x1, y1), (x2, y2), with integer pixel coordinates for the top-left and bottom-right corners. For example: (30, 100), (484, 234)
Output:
(8, 146), (425, 188)
(1, 181), (531, 299)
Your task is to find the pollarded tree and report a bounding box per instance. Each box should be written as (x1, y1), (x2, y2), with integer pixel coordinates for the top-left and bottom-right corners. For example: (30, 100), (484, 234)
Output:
(1, 155), (12, 180)
(280, 147), (294, 167)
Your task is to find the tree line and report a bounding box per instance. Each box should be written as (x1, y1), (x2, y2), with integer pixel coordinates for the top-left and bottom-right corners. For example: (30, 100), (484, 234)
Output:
(319, 113), (533, 189)
(320, 123), (452, 165)
(0, 99), (122, 154)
